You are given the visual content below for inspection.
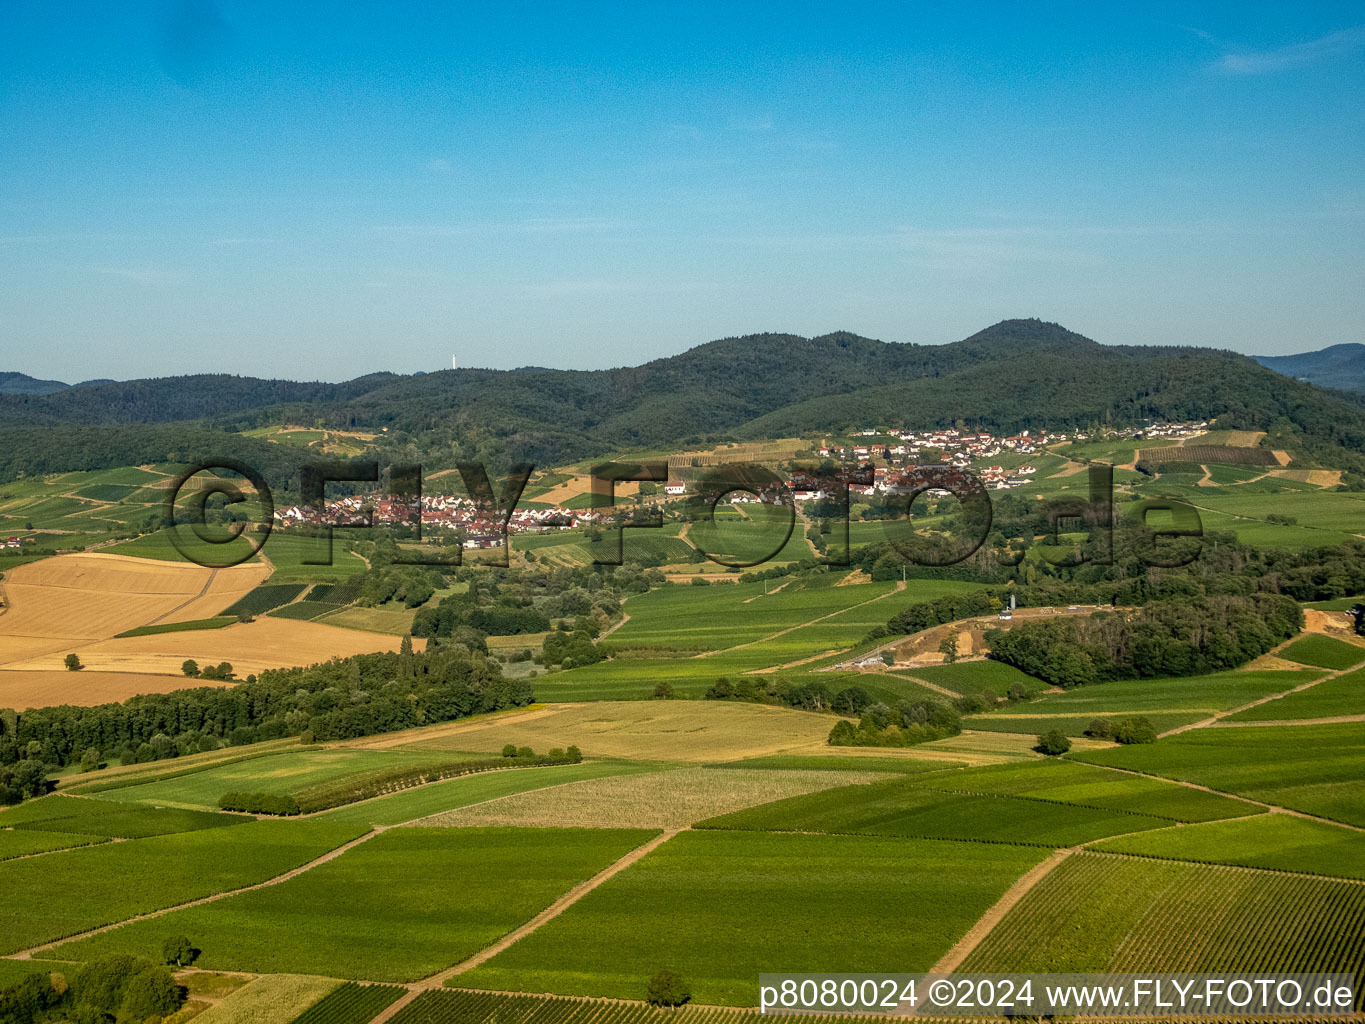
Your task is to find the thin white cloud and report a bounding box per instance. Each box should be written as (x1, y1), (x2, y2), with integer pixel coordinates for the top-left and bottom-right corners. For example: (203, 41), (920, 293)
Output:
(1213, 25), (1365, 75)
(373, 217), (619, 238)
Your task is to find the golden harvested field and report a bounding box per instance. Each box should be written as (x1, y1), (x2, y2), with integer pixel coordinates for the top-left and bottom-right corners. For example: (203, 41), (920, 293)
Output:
(413, 766), (880, 828)
(0, 670), (235, 710)
(359, 701), (842, 762)
(0, 553), (268, 667)
(9, 616), (424, 676)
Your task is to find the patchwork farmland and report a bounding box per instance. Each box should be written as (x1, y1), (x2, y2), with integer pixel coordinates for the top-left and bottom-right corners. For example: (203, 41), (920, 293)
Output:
(2, 457), (1365, 1020)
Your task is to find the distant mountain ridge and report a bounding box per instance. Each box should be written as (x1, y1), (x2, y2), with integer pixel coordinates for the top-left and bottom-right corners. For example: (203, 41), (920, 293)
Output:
(5, 320), (1365, 479)
(0, 371), (69, 396)
(1254, 344), (1365, 392)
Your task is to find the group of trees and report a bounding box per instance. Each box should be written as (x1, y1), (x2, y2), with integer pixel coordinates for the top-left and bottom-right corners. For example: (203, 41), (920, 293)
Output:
(701, 675), (872, 714)
(0, 758), (46, 804)
(0, 954), (182, 1024)
(829, 698), (962, 747)
(985, 594), (1302, 688)
(542, 627), (606, 669)
(410, 561), (646, 648)
(1085, 715), (1158, 744)
(0, 639), (532, 798)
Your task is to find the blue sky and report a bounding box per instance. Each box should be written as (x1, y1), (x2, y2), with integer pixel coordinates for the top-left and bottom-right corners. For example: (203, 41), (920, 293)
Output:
(1, 2), (1362, 381)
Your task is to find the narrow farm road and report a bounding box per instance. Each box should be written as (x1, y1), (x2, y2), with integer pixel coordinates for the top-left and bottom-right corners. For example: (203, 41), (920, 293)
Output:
(929, 847), (1077, 974)
(1212, 712), (1365, 727)
(10, 828), (381, 960)
(1160, 656), (1365, 737)
(1079, 761), (1365, 835)
(370, 829), (683, 1024)
(696, 584), (905, 660)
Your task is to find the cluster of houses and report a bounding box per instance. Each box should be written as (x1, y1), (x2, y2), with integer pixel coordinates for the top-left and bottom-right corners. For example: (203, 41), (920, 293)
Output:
(818, 427), (1058, 464)
(4, 536), (36, 549)
(269, 420), (1213, 530)
(273, 494), (614, 548)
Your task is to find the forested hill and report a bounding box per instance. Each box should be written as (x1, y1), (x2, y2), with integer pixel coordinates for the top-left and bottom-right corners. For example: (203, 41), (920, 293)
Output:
(1255, 344), (1365, 393)
(0, 371), (69, 396)
(6, 319), (1365, 476)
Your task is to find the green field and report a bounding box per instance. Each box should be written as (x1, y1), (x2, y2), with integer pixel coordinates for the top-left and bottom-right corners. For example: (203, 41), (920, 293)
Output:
(684, 503), (812, 566)
(909, 759), (1262, 822)
(961, 852), (1365, 1001)
(456, 830), (1047, 1005)
(0, 959), (80, 988)
(545, 574), (988, 699)
(698, 775), (1169, 846)
(221, 582), (309, 617)
(1274, 634), (1365, 670)
(964, 711), (1208, 736)
(314, 761), (664, 828)
(708, 755), (962, 774)
(1090, 813), (1365, 879)
(94, 748), (482, 812)
(391, 990), (895, 1024)
(52, 827), (654, 982)
(0, 793), (242, 837)
(0, 819), (365, 954)
(287, 981), (407, 1024)
(1001, 669), (1320, 716)
(115, 615), (237, 637)
(903, 660), (1052, 697)
(1222, 666), (1365, 722)
(1074, 722), (1365, 826)
(0, 828), (107, 861)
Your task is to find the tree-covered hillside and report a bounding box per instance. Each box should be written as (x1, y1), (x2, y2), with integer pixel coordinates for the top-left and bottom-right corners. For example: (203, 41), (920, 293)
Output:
(6, 319), (1365, 477)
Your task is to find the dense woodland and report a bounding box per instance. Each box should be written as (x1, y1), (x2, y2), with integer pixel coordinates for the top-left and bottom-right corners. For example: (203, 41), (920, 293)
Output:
(0, 642), (528, 798)
(0, 955), (182, 1024)
(6, 320), (1365, 479)
(985, 594), (1303, 687)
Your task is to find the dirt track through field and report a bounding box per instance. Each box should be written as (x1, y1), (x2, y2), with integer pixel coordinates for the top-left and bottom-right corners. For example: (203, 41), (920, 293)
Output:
(1082, 762), (1365, 834)
(1212, 713), (1365, 727)
(369, 830), (683, 1023)
(696, 580), (905, 659)
(11, 829), (380, 960)
(1160, 654), (1365, 737)
(929, 847), (1076, 974)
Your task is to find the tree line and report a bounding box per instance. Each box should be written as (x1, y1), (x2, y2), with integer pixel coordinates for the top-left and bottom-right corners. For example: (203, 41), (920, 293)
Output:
(0, 639), (530, 802)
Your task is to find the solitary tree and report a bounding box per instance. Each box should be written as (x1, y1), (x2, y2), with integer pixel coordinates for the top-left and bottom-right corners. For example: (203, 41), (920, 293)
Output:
(938, 633), (959, 664)
(646, 969), (691, 1007)
(652, 680), (674, 699)
(64, 653), (83, 672)
(1035, 729), (1072, 756)
(79, 747), (101, 773)
(161, 935), (197, 967)
(501, 743), (518, 758)
(181, 659), (200, 678)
